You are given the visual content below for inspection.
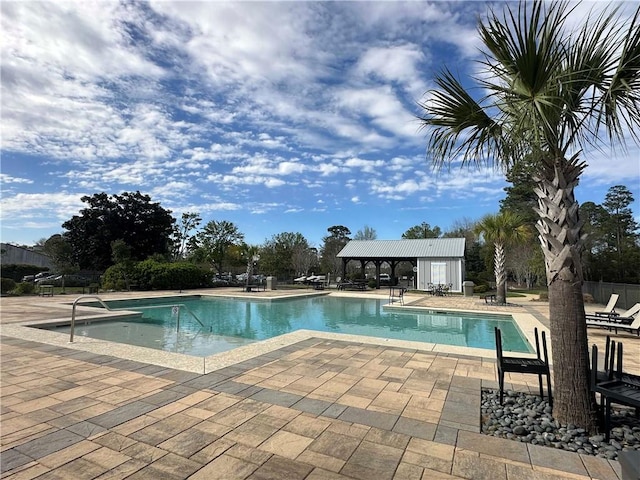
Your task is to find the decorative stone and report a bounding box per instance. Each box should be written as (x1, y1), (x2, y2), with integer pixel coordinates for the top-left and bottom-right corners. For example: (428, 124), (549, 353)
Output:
(481, 389), (640, 461)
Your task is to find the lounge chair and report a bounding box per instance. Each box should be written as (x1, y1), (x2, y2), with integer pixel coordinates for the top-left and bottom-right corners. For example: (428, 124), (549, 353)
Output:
(587, 303), (640, 335)
(494, 327), (552, 405)
(594, 294), (619, 317)
(587, 302), (640, 323)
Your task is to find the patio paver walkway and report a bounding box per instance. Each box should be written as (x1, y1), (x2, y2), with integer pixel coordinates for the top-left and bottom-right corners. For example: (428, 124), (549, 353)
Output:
(1, 288), (637, 479)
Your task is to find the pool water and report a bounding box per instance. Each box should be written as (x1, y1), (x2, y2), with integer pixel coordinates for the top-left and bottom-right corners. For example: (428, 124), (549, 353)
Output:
(46, 296), (531, 357)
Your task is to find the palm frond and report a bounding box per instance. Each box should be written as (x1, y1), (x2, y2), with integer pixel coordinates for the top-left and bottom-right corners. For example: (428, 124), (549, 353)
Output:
(601, 7), (640, 143)
(418, 0), (640, 172)
(418, 69), (506, 169)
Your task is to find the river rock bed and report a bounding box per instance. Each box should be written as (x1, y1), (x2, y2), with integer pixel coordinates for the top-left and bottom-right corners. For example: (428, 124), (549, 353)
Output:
(481, 389), (640, 460)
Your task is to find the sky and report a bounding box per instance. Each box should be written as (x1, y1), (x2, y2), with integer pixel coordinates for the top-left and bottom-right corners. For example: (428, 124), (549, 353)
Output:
(1, 1), (639, 249)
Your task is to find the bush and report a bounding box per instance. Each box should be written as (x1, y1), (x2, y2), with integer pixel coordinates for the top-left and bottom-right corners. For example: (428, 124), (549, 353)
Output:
(368, 278), (377, 289)
(103, 260), (211, 291)
(474, 284), (489, 293)
(101, 264), (130, 291)
(538, 292), (549, 301)
(1, 278), (16, 294)
(12, 282), (36, 295)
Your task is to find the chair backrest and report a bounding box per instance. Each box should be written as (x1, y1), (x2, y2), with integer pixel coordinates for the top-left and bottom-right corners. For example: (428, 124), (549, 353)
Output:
(539, 329), (550, 365)
(494, 327), (504, 364)
(495, 327), (549, 365)
(591, 344), (599, 388)
(629, 315), (640, 329)
(530, 327), (548, 362)
(620, 302), (640, 319)
(603, 294), (619, 312)
(592, 338), (623, 387)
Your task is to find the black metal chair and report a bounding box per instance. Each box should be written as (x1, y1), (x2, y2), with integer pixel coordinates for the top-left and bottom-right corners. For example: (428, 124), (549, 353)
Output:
(495, 327), (552, 405)
(595, 336), (618, 384)
(591, 342), (640, 440)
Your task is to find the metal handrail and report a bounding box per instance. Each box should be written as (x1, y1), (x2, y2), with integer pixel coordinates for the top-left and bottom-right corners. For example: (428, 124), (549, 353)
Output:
(133, 304), (205, 329)
(70, 295), (113, 342)
(70, 296), (206, 342)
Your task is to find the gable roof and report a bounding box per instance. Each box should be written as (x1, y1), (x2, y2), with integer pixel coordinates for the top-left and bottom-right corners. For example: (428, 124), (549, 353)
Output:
(337, 238), (465, 259)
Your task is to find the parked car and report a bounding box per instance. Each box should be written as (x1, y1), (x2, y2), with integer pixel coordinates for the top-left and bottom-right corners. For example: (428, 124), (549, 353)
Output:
(36, 275), (90, 287)
(34, 275), (58, 284)
(21, 275), (35, 282)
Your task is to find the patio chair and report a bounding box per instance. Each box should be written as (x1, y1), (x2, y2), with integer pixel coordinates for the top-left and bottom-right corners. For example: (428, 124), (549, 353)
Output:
(494, 327), (552, 405)
(587, 303), (640, 335)
(594, 294), (619, 317)
(594, 336), (619, 384)
(590, 342), (640, 441)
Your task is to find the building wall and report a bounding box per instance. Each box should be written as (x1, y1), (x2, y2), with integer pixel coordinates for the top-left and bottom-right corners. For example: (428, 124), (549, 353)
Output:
(0, 243), (53, 269)
(416, 258), (463, 292)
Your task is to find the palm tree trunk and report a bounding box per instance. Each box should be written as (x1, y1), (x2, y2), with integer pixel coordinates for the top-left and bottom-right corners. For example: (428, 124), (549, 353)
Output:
(494, 242), (507, 304)
(533, 157), (598, 432)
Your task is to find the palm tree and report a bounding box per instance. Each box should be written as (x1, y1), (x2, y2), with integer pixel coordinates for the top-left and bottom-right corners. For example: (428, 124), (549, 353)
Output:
(419, 1), (640, 430)
(474, 212), (530, 305)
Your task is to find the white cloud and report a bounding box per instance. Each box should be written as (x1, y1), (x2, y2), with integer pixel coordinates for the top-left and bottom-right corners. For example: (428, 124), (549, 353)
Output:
(0, 174), (33, 184)
(0, 192), (85, 223)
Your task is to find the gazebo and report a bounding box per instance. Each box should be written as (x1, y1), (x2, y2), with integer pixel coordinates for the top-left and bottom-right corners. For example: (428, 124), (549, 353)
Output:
(336, 238), (466, 291)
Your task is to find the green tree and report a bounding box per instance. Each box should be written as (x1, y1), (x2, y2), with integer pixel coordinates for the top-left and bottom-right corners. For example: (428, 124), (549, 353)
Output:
(62, 191), (175, 271)
(500, 155), (540, 226)
(353, 225), (377, 240)
(500, 155), (546, 287)
(474, 213), (531, 304)
(445, 218), (489, 283)
(320, 226), (351, 275)
(418, 0), (640, 428)
(580, 187), (640, 282)
(110, 239), (134, 290)
(260, 232), (313, 279)
(402, 222), (442, 239)
(579, 201), (610, 281)
(602, 186), (639, 261)
(191, 220), (244, 275)
(173, 212), (202, 260)
(43, 234), (78, 293)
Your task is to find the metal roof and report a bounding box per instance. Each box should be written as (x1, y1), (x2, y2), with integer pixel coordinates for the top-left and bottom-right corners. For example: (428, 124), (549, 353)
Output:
(337, 238), (465, 259)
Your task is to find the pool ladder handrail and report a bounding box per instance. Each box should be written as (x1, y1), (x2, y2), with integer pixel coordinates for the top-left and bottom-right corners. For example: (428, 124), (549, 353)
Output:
(70, 296), (206, 343)
(132, 303), (205, 330)
(70, 295), (113, 343)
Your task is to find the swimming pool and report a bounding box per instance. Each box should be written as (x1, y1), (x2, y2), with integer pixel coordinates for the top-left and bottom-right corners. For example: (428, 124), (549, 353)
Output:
(43, 295), (531, 357)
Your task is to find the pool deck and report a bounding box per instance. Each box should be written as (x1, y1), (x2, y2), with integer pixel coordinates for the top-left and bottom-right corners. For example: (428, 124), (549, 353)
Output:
(1, 288), (638, 479)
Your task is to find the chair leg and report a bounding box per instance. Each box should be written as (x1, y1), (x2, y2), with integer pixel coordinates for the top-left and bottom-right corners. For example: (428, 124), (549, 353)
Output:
(538, 374), (543, 399)
(498, 371), (504, 404)
(546, 374), (553, 407)
(604, 397), (612, 442)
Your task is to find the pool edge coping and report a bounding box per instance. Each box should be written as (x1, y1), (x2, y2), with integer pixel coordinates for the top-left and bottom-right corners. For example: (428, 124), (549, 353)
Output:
(1, 291), (549, 375)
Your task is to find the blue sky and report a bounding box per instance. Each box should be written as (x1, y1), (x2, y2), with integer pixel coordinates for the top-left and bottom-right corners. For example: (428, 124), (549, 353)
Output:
(1, 1), (638, 249)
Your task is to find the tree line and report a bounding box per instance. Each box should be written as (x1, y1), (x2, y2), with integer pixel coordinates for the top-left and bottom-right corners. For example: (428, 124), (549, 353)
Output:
(9, 179), (636, 293)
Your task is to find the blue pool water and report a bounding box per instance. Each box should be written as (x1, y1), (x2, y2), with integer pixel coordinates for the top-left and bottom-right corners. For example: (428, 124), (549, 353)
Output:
(46, 296), (531, 357)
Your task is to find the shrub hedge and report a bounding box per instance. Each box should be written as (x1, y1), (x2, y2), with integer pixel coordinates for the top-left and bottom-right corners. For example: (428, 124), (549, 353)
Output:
(103, 260), (211, 291)
(13, 282), (36, 295)
(1, 278), (17, 294)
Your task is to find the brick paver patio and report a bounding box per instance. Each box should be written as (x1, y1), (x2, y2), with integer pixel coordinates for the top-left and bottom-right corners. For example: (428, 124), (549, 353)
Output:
(1, 288), (638, 479)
